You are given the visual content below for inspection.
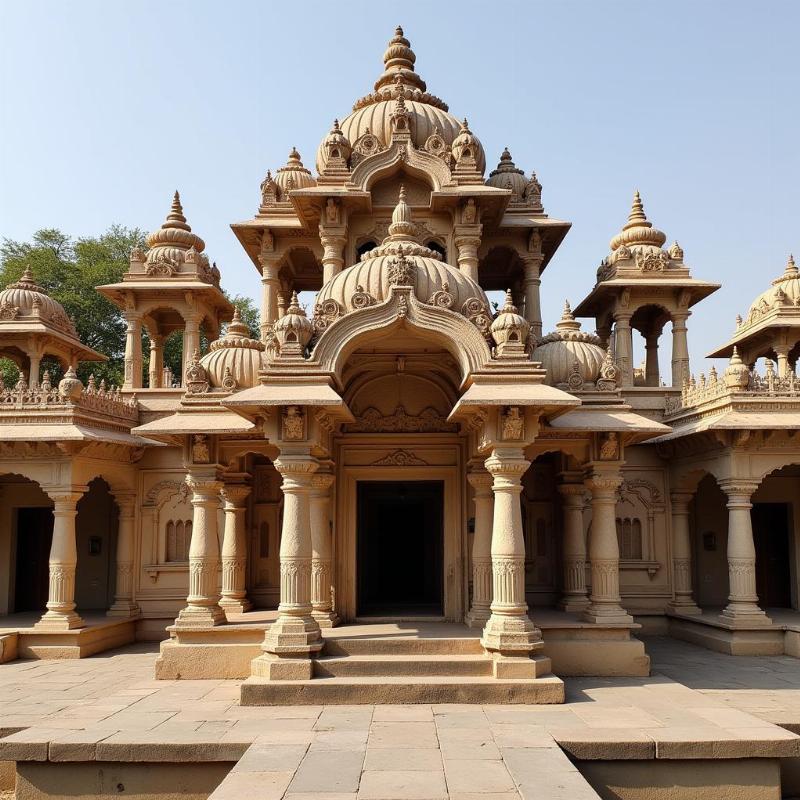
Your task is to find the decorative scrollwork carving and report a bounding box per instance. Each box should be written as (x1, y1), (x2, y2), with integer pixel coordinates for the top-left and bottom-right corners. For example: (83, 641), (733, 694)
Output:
(370, 449), (428, 466)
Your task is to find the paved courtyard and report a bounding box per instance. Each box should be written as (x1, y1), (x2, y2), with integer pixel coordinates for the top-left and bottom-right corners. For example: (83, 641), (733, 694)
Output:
(1, 638), (800, 799)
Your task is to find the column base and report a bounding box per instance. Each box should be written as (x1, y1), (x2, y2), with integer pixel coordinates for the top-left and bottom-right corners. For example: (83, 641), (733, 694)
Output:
(219, 597), (253, 615)
(251, 652), (315, 680)
(465, 607), (491, 629)
(480, 612), (544, 655)
(106, 601), (141, 618)
(311, 609), (340, 628)
(720, 604), (773, 627)
(34, 610), (85, 631)
(558, 595), (590, 613)
(667, 600), (703, 617)
(581, 604), (634, 625)
(489, 652), (553, 679)
(263, 613), (323, 655)
(174, 603), (226, 629)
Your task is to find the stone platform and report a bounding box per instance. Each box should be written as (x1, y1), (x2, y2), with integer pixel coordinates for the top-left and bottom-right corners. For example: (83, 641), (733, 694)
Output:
(667, 607), (800, 657)
(0, 613), (138, 660)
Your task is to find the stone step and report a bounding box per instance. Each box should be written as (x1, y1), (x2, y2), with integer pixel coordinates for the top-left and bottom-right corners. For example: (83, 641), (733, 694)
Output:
(313, 653), (493, 678)
(323, 636), (484, 657)
(240, 674), (565, 705)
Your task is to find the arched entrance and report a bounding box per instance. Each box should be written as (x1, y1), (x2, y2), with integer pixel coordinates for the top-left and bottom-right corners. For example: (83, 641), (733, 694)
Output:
(75, 478), (119, 612)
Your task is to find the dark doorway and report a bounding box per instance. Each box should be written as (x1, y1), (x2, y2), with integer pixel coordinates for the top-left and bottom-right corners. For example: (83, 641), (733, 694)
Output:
(14, 508), (54, 613)
(357, 481), (444, 616)
(752, 503), (792, 608)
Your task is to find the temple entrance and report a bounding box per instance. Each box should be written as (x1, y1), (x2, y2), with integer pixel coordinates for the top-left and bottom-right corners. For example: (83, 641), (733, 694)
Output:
(356, 481), (444, 617)
(14, 508), (53, 613)
(753, 503), (792, 609)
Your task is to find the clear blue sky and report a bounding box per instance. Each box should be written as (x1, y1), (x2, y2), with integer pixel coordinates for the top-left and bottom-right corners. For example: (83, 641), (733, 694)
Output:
(1, 0), (798, 374)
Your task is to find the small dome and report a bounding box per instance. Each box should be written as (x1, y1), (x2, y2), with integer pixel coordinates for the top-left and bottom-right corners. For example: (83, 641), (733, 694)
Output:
(274, 148), (316, 199)
(486, 148), (527, 196)
(490, 290), (530, 345)
(199, 308), (265, 390)
(144, 191), (212, 274)
(532, 301), (607, 386)
(316, 186), (490, 316)
(609, 191), (667, 253)
(0, 268), (78, 336)
(316, 27), (485, 174)
(747, 255), (800, 315)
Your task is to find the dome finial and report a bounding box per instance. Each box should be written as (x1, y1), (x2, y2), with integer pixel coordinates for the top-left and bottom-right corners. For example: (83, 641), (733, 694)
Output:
(785, 253), (797, 277)
(624, 190), (651, 231)
(387, 184), (416, 239)
(556, 299), (581, 331)
(501, 289), (517, 314)
(162, 190), (190, 232)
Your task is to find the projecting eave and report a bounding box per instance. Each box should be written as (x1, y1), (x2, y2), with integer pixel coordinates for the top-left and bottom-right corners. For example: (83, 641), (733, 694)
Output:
(573, 278), (720, 318)
(496, 214), (571, 272)
(132, 408), (256, 444)
(653, 410), (800, 443)
(707, 313), (800, 358)
(545, 406), (670, 445)
(0, 423), (156, 448)
(97, 281), (234, 318)
(0, 321), (106, 363)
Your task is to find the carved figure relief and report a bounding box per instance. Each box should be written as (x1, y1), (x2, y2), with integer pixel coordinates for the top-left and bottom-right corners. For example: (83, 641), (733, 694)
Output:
(192, 434), (210, 464)
(347, 404), (457, 433)
(501, 407), (524, 441)
(283, 406), (305, 440)
(599, 431), (619, 460)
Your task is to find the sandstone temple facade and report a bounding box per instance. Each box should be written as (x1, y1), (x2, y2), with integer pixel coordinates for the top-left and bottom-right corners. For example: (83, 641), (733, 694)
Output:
(1, 27), (799, 701)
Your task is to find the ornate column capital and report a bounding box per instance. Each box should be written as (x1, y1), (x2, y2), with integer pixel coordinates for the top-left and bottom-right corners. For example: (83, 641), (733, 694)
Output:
(186, 476), (224, 501)
(274, 455), (319, 491)
(220, 484), (251, 508)
(311, 472), (335, 493)
(485, 449), (530, 483)
(584, 473), (622, 498)
(558, 481), (586, 506)
(467, 469), (493, 494)
(719, 479), (759, 506)
(45, 488), (86, 510)
(670, 491), (694, 513)
(114, 492), (137, 518)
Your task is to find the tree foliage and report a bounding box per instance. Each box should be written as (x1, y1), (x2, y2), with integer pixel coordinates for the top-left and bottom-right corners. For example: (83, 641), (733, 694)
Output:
(0, 227), (261, 388)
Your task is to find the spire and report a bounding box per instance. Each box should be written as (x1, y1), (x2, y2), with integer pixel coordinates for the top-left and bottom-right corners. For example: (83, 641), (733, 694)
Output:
(225, 305), (250, 339)
(286, 291), (305, 316)
(555, 299), (581, 331)
(785, 253), (797, 276)
(623, 190), (651, 231)
(501, 289), (517, 314)
(374, 24), (424, 94)
(388, 185), (415, 238)
(161, 190), (190, 232)
(488, 147), (524, 179)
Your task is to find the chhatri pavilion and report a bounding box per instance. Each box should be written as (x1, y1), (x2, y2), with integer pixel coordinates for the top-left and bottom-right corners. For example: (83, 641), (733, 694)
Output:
(1, 26), (800, 705)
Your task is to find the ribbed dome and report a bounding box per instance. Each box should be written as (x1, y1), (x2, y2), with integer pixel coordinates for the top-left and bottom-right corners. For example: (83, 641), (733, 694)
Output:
(274, 147), (316, 197)
(486, 148), (528, 196)
(145, 191), (206, 267)
(532, 302), (606, 386)
(0, 268), (77, 336)
(199, 308), (265, 390)
(748, 255), (800, 314)
(609, 191), (667, 252)
(316, 27), (485, 174)
(316, 186), (489, 315)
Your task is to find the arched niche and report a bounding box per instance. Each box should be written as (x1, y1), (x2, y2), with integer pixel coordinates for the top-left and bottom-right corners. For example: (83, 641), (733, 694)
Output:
(370, 173), (432, 208)
(75, 477), (118, 611)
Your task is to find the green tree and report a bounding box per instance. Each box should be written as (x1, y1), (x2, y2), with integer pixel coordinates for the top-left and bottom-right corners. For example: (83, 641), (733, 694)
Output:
(0, 226), (146, 386)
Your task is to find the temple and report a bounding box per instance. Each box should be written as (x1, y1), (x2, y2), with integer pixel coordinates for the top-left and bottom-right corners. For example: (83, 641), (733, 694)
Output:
(2, 26), (800, 705)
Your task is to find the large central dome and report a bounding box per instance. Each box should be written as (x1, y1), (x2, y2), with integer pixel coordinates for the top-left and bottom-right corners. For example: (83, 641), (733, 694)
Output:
(316, 27), (485, 175)
(316, 187), (490, 318)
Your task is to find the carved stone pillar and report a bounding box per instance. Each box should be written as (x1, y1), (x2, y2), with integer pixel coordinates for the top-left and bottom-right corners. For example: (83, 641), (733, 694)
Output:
(148, 333), (163, 389)
(319, 232), (347, 284)
(219, 485), (253, 615)
(27, 346), (43, 388)
(259, 258), (282, 340)
(277, 290), (288, 320)
(582, 470), (633, 624)
(466, 469), (493, 628)
(182, 314), (201, 383)
(671, 311), (691, 387)
(254, 454), (322, 679)
(522, 255), (544, 339)
(123, 312), (143, 390)
(310, 472), (338, 627)
(454, 234), (481, 283)
(175, 476), (226, 628)
(614, 313), (634, 388)
(108, 493), (140, 617)
(644, 333), (660, 387)
(35, 489), (86, 630)
(558, 479), (589, 612)
(774, 344), (790, 378)
(719, 480), (771, 626)
(481, 448), (546, 675)
(667, 492), (701, 615)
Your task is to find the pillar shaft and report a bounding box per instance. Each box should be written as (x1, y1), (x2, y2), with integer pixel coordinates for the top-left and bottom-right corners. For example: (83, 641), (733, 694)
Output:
(319, 233), (347, 284)
(148, 334), (163, 389)
(108, 493), (140, 617)
(310, 473), (338, 627)
(774, 344), (790, 378)
(671, 312), (691, 387)
(123, 312), (143, 390)
(182, 315), (201, 383)
(558, 480), (589, 612)
(522, 256), (543, 339)
(614, 313), (634, 388)
(481, 448), (543, 655)
(454, 234), (481, 283)
(175, 477), (225, 628)
(260, 454), (323, 662)
(36, 489), (85, 630)
(466, 470), (493, 628)
(720, 481), (771, 625)
(582, 470), (633, 624)
(667, 492), (701, 615)
(259, 259), (282, 340)
(28, 348), (43, 388)
(644, 333), (660, 387)
(219, 485), (252, 615)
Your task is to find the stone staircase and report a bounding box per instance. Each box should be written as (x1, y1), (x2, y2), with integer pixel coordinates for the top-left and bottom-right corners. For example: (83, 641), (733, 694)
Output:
(241, 632), (564, 705)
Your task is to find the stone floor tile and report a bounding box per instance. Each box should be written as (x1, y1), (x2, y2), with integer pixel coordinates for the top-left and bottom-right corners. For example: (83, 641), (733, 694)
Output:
(315, 708), (374, 731)
(517, 771), (601, 800)
(285, 794), (357, 800)
(210, 770), (294, 800)
(372, 705), (433, 722)
(234, 742), (309, 772)
(357, 769), (447, 800)
(444, 759), (516, 793)
(289, 748), (365, 793)
(440, 740), (501, 760)
(450, 794), (521, 800)
(363, 747), (443, 771)
(489, 723), (556, 748)
(433, 710), (488, 729)
(368, 721), (439, 749)
(310, 729), (369, 751)
(436, 727), (494, 745)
